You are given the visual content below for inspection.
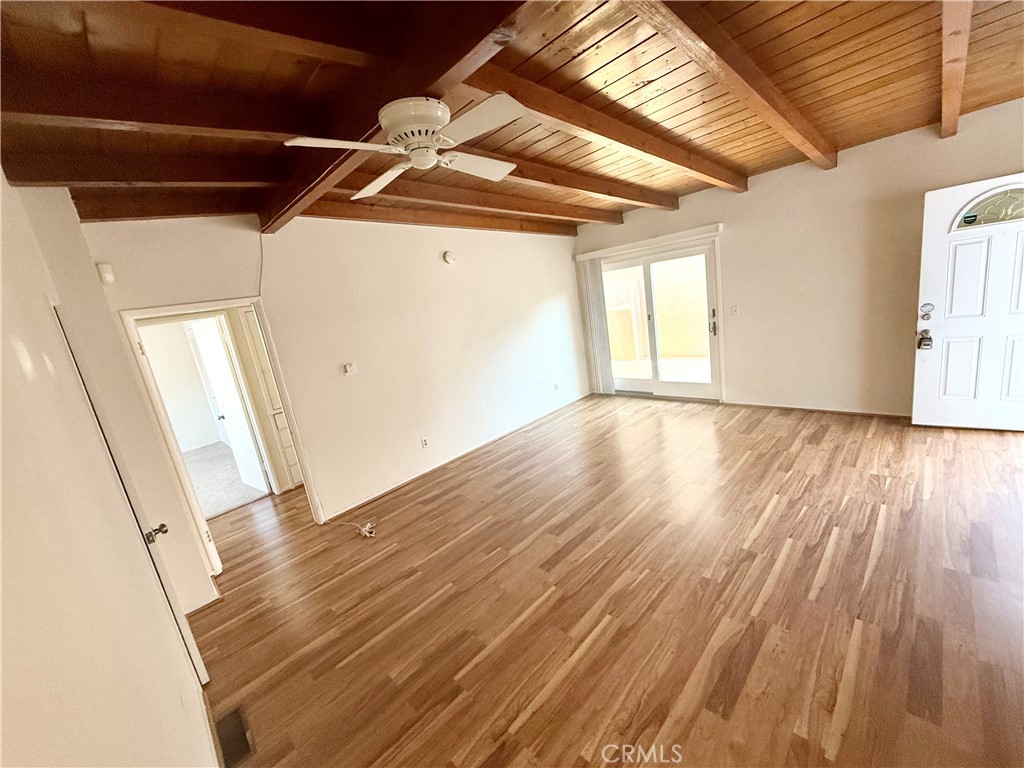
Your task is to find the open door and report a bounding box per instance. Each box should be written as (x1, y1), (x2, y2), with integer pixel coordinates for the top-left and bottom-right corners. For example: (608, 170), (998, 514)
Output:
(913, 174), (1024, 430)
(187, 316), (270, 493)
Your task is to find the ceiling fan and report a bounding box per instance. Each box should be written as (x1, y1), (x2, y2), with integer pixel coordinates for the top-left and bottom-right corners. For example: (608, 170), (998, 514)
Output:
(284, 93), (526, 200)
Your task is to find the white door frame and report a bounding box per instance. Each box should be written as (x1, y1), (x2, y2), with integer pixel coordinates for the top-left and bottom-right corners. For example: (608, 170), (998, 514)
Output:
(591, 231), (726, 401)
(121, 297), (324, 577)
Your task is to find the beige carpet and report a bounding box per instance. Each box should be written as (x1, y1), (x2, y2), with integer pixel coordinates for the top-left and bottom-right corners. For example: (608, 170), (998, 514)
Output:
(183, 442), (268, 519)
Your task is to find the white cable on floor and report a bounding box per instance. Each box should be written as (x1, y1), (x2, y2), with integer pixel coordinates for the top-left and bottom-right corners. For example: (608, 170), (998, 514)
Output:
(337, 521), (376, 538)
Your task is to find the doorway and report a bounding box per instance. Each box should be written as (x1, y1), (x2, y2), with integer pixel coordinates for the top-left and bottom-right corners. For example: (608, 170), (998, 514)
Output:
(138, 315), (270, 519)
(601, 244), (722, 400)
(125, 300), (310, 575)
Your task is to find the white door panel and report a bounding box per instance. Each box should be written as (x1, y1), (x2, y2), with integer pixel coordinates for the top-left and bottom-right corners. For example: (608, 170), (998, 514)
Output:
(189, 317), (270, 491)
(939, 337), (981, 399)
(1003, 336), (1024, 400)
(1011, 232), (1023, 314)
(944, 238), (989, 317)
(913, 174), (1024, 430)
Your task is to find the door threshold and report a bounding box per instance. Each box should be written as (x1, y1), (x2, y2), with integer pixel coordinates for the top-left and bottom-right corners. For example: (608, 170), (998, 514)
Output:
(204, 493), (272, 520)
(614, 390), (721, 404)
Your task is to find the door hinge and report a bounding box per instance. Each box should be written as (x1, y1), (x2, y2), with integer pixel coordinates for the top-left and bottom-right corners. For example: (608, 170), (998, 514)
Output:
(137, 340), (146, 356)
(709, 308), (718, 336)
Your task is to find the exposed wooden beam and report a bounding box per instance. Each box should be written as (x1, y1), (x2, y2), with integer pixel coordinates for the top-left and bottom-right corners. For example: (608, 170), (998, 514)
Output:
(4, 1), (392, 70)
(941, 0), (974, 138)
(469, 149), (680, 210)
(71, 190), (260, 222)
(260, 2), (558, 234)
(305, 200), (577, 237)
(3, 153), (285, 188)
(140, 2), (393, 68)
(1, 69), (324, 142)
(623, 1), (837, 169)
(462, 65), (747, 192)
(337, 172), (622, 224)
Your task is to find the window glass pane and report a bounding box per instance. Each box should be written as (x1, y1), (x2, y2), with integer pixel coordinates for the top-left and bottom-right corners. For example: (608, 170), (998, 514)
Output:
(650, 255), (712, 383)
(602, 265), (652, 381)
(955, 188), (1024, 229)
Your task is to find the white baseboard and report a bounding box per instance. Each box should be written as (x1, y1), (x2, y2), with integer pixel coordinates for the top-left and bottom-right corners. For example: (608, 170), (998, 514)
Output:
(721, 398), (910, 419)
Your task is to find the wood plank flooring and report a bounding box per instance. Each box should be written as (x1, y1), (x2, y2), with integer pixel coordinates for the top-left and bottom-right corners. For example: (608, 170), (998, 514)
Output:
(189, 395), (1024, 768)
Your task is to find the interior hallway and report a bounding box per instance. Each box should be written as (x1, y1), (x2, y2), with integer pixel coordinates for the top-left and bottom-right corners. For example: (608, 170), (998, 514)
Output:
(189, 395), (1024, 768)
(183, 442), (268, 519)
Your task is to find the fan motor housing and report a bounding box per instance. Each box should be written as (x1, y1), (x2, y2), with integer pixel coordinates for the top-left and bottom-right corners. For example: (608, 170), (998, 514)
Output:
(379, 97), (451, 149)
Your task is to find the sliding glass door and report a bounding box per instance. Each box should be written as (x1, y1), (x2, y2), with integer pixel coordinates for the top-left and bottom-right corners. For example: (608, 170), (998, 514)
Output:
(601, 245), (721, 400)
(601, 263), (653, 390)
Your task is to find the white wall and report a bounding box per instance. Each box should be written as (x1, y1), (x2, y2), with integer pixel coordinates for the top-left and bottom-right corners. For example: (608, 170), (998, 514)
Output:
(138, 322), (220, 452)
(261, 218), (589, 519)
(79, 213), (263, 607)
(82, 214), (262, 310)
(15, 188), (218, 612)
(576, 99), (1024, 416)
(1, 176), (217, 767)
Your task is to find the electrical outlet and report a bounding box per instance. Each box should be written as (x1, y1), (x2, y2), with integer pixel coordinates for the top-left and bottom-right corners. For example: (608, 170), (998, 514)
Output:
(420, 437), (429, 448)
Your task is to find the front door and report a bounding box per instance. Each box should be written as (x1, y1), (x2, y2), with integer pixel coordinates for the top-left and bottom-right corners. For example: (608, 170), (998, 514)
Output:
(912, 174), (1024, 430)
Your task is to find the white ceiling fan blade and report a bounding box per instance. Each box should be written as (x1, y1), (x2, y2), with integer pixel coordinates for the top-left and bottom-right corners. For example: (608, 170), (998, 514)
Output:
(284, 137), (406, 154)
(437, 93), (526, 146)
(440, 152), (517, 182)
(351, 161), (413, 200)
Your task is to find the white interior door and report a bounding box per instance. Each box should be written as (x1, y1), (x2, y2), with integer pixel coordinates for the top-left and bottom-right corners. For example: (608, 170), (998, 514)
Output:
(188, 317), (270, 491)
(913, 174), (1024, 430)
(55, 310), (211, 685)
(601, 244), (721, 400)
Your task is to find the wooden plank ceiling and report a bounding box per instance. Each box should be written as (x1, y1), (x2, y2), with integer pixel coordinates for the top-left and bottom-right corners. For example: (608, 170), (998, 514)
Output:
(2, 1), (1022, 237)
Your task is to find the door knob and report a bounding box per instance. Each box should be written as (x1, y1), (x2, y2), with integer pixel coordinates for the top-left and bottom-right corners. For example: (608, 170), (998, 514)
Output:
(144, 523), (168, 544)
(917, 330), (933, 350)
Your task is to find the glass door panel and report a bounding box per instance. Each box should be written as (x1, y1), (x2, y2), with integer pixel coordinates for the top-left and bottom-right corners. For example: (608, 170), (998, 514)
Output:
(599, 245), (721, 400)
(602, 264), (653, 389)
(650, 255), (712, 384)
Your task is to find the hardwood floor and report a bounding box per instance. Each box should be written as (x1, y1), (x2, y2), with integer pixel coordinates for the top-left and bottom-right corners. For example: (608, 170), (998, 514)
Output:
(189, 395), (1024, 768)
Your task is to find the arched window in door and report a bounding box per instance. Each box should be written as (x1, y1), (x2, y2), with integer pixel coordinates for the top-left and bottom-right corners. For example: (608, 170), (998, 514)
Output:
(951, 186), (1024, 230)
